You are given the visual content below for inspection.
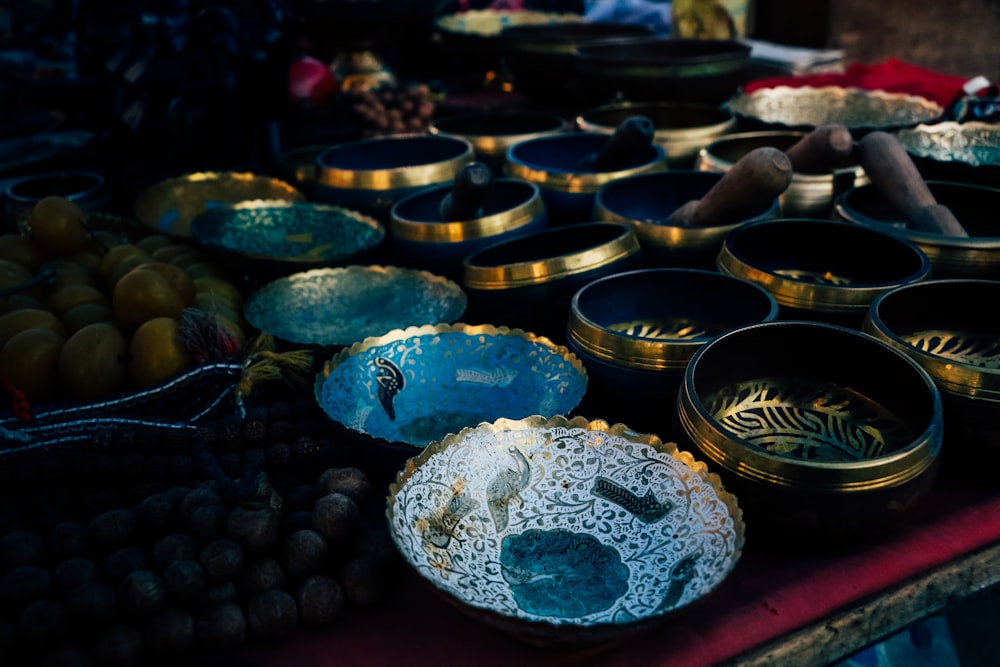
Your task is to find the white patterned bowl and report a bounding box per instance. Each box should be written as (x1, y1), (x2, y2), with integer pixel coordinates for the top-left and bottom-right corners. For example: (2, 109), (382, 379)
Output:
(387, 415), (744, 646)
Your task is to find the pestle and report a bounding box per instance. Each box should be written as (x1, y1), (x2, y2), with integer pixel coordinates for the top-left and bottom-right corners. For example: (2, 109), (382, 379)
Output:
(439, 161), (495, 221)
(857, 131), (968, 237)
(665, 147), (793, 227)
(574, 115), (656, 172)
(783, 123), (855, 174)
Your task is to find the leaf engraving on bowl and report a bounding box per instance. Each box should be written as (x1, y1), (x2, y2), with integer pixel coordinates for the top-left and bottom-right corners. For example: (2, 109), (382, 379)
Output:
(703, 377), (915, 461)
(772, 268), (854, 286)
(608, 317), (723, 341)
(904, 329), (1000, 369)
(455, 367), (518, 387)
(592, 477), (675, 523)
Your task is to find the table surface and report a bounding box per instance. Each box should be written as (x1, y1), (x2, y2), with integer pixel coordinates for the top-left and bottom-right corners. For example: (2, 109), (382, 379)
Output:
(237, 472), (1000, 667)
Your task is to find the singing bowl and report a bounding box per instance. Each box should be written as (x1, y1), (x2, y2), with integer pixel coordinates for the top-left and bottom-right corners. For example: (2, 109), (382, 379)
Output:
(4, 169), (110, 232)
(863, 279), (1000, 469)
(461, 222), (644, 344)
(314, 324), (588, 449)
(388, 178), (547, 280)
(695, 131), (869, 218)
(592, 170), (781, 269)
(833, 180), (1000, 280)
(675, 320), (943, 545)
(726, 86), (944, 134)
(429, 111), (569, 175)
(573, 37), (751, 106)
(243, 265), (467, 348)
(132, 171), (304, 238)
(896, 121), (1000, 187)
(315, 134), (475, 222)
(503, 131), (666, 225)
(190, 199), (385, 278)
(567, 268), (779, 435)
(387, 414), (744, 646)
(716, 219), (932, 327)
(576, 101), (736, 168)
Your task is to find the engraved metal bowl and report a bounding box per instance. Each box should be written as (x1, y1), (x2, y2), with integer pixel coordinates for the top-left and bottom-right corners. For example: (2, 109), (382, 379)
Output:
(567, 268), (779, 435)
(190, 199), (385, 279)
(592, 170), (781, 270)
(387, 414), (744, 646)
(863, 279), (1000, 471)
(132, 171), (305, 238)
(726, 86), (944, 134)
(675, 320), (943, 545)
(576, 101), (737, 169)
(503, 131), (666, 225)
(461, 222), (645, 343)
(695, 131), (869, 218)
(4, 169), (110, 232)
(716, 219), (932, 327)
(315, 134), (475, 222)
(243, 265), (467, 348)
(833, 180), (1000, 279)
(314, 324), (588, 450)
(429, 111), (569, 175)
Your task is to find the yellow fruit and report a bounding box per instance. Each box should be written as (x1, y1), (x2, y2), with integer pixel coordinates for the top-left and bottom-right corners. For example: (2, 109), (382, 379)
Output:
(194, 293), (244, 327)
(0, 294), (45, 314)
(58, 322), (128, 401)
(129, 261), (197, 306)
(45, 285), (110, 317)
(112, 268), (186, 328)
(0, 234), (47, 272)
(61, 302), (114, 334)
(135, 234), (176, 254)
(0, 259), (39, 299)
(85, 230), (127, 254)
(98, 244), (150, 287)
(26, 196), (90, 256)
(0, 308), (67, 348)
(185, 262), (233, 281)
(151, 244), (200, 264)
(193, 277), (244, 308)
(44, 260), (98, 293)
(66, 250), (103, 275)
(1, 328), (65, 403)
(128, 316), (195, 388)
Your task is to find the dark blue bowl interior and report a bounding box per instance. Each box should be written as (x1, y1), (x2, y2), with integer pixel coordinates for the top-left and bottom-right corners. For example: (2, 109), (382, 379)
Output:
(509, 133), (661, 172)
(597, 170), (731, 221)
(393, 179), (539, 222)
(466, 222), (627, 267)
(319, 135), (469, 170)
(433, 112), (566, 137)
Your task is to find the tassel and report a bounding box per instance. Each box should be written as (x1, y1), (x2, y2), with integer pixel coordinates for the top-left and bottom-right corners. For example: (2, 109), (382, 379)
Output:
(234, 333), (315, 412)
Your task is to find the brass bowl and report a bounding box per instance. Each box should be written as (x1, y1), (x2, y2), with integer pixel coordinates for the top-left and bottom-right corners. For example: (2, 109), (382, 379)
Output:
(567, 268), (779, 435)
(716, 219), (932, 327)
(461, 222), (644, 343)
(429, 111), (569, 175)
(5, 169), (110, 232)
(387, 414), (744, 646)
(675, 320), (943, 546)
(863, 279), (1000, 471)
(897, 121), (1000, 187)
(696, 131), (869, 218)
(833, 180), (1000, 279)
(577, 101), (736, 169)
(726, 86), (944, 134)
(132, 171), (304, 238)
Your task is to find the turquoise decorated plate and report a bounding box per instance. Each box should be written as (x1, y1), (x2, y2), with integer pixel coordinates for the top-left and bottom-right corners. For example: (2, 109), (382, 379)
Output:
(314, 324), (588, 448)
(387, 415), (744, 646)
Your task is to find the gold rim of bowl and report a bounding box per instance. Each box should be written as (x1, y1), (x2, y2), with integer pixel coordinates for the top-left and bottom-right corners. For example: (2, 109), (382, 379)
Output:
(317, 135), (476, 191)
(390, 185), (545, 243)
(505, 152), (667, 194)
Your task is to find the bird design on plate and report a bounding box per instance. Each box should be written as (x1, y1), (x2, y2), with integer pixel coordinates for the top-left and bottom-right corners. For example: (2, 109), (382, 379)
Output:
(421, 486), (479, 550)
(486, 447), (532, 532)
(592, 476), (675, 523)
(373, 356), (404, 420)
(654, 552), (700, 614)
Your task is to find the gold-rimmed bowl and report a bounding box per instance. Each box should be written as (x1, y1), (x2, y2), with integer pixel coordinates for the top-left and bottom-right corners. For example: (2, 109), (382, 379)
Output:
(863, 279), (1000, 471)
(675, 320), (944, 546)
(696, 131), (869, 217)
(387, 414), (744, 646)
(716, 219), (932, 328)
(567, 268), (779, 435)
(132, 171), (305, 238)
(896, 121), (1000, 187)
(461, 222), (644, 343)
(726, 86), (944, 134)
(576, 101), (736, 169)
(315, 134), (475, 222)
(429, 110), (569, 175)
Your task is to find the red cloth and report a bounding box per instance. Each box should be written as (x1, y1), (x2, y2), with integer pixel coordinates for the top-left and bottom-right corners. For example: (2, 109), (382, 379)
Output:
(746, 58), (970, 107)
(241, 475), (1000, 667)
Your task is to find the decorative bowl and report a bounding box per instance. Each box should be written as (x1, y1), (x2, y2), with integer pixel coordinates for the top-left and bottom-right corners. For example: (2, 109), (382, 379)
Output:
(315, 134), (475, 222)
(132, 171), (305, 237)
(695, 131), (869, 218)
(388, 178), (547, 281)
(567, 268), (779, 435)
(190, 200), (386, 280)
(863, 279), (1000, 472)
(833, 180), (1000, 279)
(243, 265), (467, 348)
(573, 37), (752, 106)
(4, 169), (110, 233)
(895, 121), (1000, 187)
(726, 86), (944, 134)
(314, 324), (588, 450)
(716, 219), (932, 327)
(503, 131), (666, 225)
(576, 101), (736, 169)
(429, 111), (569, 175)
(675, 320), (943, 546)
(461, 222), (645, 344)
(593, 170), (781, 269)
(387, 414), (744, 646)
